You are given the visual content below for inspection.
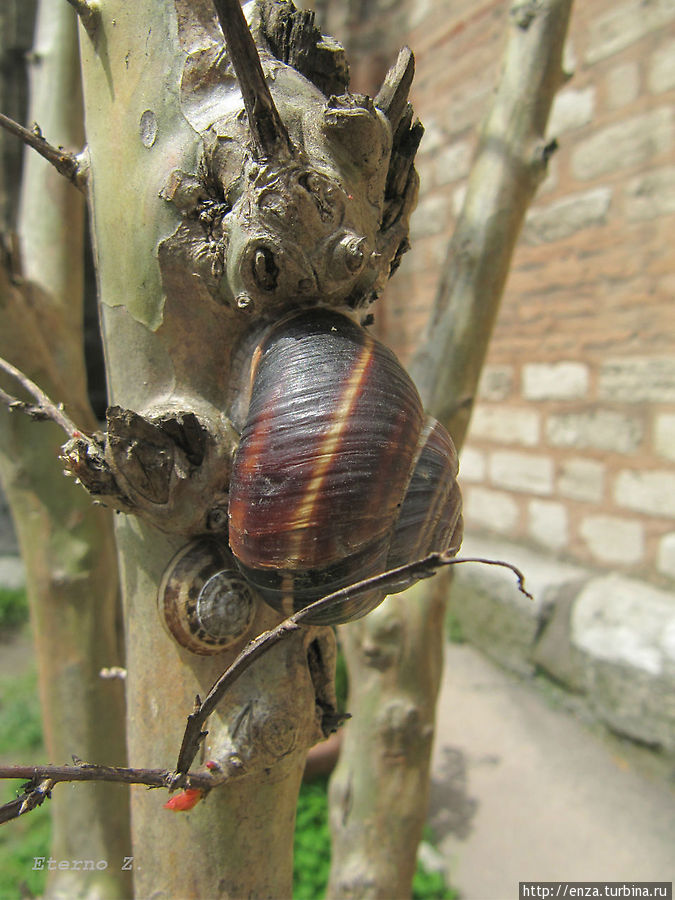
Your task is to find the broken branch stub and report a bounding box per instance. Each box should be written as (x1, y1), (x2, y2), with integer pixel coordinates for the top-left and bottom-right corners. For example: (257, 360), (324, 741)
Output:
(212, 0), (294, 160)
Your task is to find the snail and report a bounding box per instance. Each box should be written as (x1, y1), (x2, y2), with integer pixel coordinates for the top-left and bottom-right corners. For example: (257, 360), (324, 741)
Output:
(227, 307), (463, 626)
(158, 539), (258, 655)
(158, 307), (462, 650)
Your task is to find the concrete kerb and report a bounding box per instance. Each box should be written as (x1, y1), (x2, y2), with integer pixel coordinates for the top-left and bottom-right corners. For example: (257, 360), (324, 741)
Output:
(0, 555), (26, 591)
(449, 534), (675, 753)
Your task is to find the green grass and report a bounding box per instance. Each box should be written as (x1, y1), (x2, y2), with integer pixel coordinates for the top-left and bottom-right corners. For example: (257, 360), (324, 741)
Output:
(0, 668), (43, 758)
(293, 777), (333, 899)
(0, 781), (50, 900)
(0, 662), (50, 900)
(293, 776), (456, 900)
(0, 587), (29, 634)
(445, 608), (465, 644)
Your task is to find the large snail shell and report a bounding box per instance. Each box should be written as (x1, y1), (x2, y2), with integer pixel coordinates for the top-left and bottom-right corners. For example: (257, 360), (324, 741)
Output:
(158, 539), (258, 654)
(228, 308), (463, 625)
(387, 418), (463, 569)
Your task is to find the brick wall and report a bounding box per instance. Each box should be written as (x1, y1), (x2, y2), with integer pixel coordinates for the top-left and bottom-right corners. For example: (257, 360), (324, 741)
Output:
(319, 0), (675, 587)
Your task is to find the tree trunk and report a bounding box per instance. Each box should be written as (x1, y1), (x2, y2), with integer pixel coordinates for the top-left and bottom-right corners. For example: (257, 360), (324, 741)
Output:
(0, 2), (130, 898)
(78, 2), (341, 894)
(327, 2), (574, 897)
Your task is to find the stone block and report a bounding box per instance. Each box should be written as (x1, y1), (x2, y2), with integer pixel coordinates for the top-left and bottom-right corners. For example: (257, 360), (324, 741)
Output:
(409, 192), (450, 239)
(572, 575), (675, 750)
(599, 357), (675, 403)
(528, 500), (569, 551)
(459, 446), (487, 483)
(558, 458), (605, 503)
(0, 556), (25, 590)
(449, 535), (588, 676)
(648, 38), (675, 93)
(470, 406), (540, 446)
(657, 532), (675, 579)
(477, 364), (514, 401)
(625, 166), (675, 221)
(605, 61), (640, 109)
(579, 515), (645, 565)
(546, 87), (595, 137)
(571, 108), (673, 180)
(586, 0), (675, 65)
(464, 486), (519, 533)
(614, 470), (675, 519)
(522, 362), (589, 400)
(532, 587), (586, 692)
(489, 451), (554, 496)
(433, 140), (473, 186)
(654, 413), (675, 462)
(522, 188), (611, 244)
(546, 409), (644, 454)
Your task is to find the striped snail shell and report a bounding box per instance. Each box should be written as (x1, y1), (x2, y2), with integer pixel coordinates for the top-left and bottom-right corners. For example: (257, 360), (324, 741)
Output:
(227, 308), (463, 625)
(158, 539), (258, 654)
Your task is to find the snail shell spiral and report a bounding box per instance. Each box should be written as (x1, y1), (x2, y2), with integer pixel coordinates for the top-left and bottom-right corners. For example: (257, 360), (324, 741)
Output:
(227, 308), (463, 625)
(158, 539), (258, 654)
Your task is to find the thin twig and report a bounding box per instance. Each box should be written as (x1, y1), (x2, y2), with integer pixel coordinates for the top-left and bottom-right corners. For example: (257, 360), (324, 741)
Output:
(0, 555), (530, 821)
(0, 113), (84, 189)
(0, 763), (217, 825)
(0, 356), (79, 437)
(175, 550), (531, 775)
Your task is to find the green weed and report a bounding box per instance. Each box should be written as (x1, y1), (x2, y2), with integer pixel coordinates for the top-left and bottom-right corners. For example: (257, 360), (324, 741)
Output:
(293, 776), (456, 899)
(0, 587), (28, 634)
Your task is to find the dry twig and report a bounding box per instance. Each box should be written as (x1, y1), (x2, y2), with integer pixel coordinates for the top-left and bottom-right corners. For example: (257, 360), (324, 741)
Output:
(0, 356), (80, 436)
(0, 762), (218, 825)
(0, 113), (84, 189)
(0, 552), (530, 823)
(175, 550), (532, 775)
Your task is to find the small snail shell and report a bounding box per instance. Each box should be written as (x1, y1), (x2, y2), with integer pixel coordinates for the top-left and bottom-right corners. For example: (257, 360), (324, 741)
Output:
(158, 539), (258, 654)
(228, 308), (463, 625)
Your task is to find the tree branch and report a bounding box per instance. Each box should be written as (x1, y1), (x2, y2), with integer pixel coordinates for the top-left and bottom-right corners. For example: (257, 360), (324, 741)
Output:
(0, 763), (218, 825)
(0, 112), (85, 190)
(0, 355), (80, 436)
(175, 550), (531, 775)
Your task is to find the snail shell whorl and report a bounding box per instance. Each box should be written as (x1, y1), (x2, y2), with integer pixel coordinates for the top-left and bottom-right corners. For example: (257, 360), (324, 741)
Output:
(228, 308), (463, 625)
(387, 418), (464, 569)
(158, 539), (257, 654)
